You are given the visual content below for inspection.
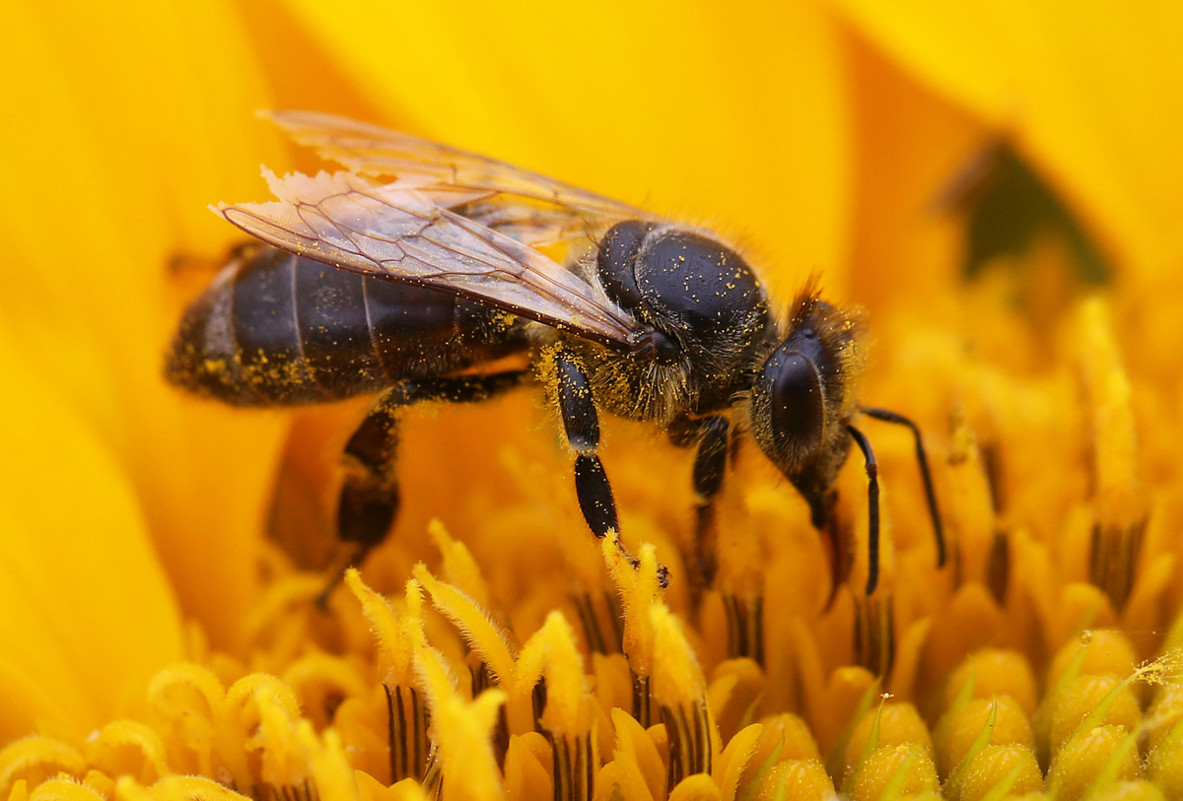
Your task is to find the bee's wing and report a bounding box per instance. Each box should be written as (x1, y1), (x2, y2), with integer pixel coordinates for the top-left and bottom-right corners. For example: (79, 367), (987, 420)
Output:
(215, 170), (642, 348)
(265, 110), (644, 220)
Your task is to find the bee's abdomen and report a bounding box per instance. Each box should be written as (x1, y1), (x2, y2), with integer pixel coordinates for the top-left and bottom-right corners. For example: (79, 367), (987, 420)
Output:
(166, 248), (522, 405)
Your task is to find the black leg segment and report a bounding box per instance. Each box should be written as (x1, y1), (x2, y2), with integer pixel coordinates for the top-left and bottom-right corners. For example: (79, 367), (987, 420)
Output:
(574, 454), (618, 538)
(551, 348), (668, 585)
(691, 417), (730, 501)
(555, 350), (601, 455)
(336, 369), (527, 564)
(860, 406), (946, 567)
(847, 424), (880, 595)
(553, 349), (619, 538)
(667, 414), (731, 590)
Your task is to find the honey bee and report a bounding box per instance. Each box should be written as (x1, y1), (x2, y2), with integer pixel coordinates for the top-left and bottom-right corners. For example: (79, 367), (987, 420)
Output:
(166, 112), (944, 595)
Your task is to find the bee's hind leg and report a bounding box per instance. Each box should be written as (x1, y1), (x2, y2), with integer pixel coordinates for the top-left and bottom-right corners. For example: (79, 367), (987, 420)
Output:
(317, 369), (527, 608)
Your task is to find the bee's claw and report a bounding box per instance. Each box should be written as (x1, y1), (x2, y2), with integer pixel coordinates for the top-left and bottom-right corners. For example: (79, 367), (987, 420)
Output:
(616, 539), (670, 589)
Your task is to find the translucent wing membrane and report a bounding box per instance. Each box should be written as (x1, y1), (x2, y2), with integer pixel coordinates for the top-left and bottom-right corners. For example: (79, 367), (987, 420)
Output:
(266, 110), (645, 219)
(215, 170), (641, 347)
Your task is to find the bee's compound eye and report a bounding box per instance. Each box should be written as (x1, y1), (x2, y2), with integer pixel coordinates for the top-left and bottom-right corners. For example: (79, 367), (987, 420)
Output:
(768, 351), (824, 449)
(751, 344), (826, 468)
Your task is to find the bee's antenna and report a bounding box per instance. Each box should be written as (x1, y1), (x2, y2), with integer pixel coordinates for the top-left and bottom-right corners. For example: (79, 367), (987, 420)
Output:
(847, 425), (880, 595)
(860, 407), (946, 567)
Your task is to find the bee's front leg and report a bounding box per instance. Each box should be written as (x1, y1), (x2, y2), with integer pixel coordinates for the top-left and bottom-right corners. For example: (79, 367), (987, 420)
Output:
(552, 349), (617, 537)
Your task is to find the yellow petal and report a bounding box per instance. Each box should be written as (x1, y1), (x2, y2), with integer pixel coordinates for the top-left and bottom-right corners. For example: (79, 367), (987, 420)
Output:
(503, 735), (553, 801)
(836, 0), (1183, 275)
(713, 723), (761, 801)
(0, 332), (182, 742)
(607, 708), (665, 801)
(280, 0), (851, 296)
(0, 1), (291, 648)
(668, 773), (722, 801)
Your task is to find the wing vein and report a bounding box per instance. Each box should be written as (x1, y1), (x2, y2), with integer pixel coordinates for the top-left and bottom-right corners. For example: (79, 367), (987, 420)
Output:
(215, 116), (652, 347)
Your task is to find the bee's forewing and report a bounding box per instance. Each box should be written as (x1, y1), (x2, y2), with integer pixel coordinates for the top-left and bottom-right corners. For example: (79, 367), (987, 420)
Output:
(215, 170), (640, 347)
(266, 110), (644, 219)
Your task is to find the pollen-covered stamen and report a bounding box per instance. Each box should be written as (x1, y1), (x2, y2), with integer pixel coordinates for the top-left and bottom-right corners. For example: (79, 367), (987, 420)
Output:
(420, 529), (520, 763)
(84, 720), (170, 787)
(145, 662), (246, 784)
(404, 590), (506, 801)
(0, 737), (86, 799)
(852, 594), (895, 678)
(346, 572), (432, 783)
(946, 408), (999, 588)
(428, 520), (495, 610)
(721, 596), (764, 664)
(649, 604), (714, 787)
(227, 674), (305, 794)
(412, 565), (540, 741)
(1077, 300), (1148, 611)
(711, 452), (766, 663)
(516, 613), (596, 801)
(600, 535), (665, 726)
(605, 537), (714, 785)
(419, 683), (507, 801)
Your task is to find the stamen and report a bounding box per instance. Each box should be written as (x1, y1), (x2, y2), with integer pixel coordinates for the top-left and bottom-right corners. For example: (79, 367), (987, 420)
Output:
(1077, 300), (1147, 611)
(0, 738), (86, 799)
(852, 594), (895, 677)
(649, 605), (714, 786)
(385, 684), (431, 783)
(519, 613), (596, 801)
(721, 595), (764, 664)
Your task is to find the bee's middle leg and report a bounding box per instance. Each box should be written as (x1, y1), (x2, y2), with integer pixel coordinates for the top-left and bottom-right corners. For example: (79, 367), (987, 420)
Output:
(669, 415), (730, 588)
(333, 370), (527, 575)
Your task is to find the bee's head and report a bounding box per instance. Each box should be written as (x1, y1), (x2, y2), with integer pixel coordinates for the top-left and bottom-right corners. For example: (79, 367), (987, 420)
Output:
(747, 289), (865, 503)
(748, 328), (828, 480)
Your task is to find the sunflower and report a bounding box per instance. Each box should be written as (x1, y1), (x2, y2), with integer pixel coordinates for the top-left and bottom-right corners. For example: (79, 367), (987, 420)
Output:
(3, 2), (1183, 801)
